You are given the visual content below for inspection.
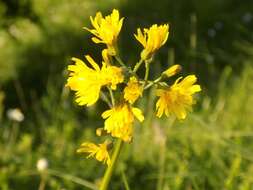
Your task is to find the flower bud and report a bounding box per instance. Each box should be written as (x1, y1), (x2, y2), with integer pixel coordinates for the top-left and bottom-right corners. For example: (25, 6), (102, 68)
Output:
(163, 64), (182, 78)
(96, 128), (107, 137)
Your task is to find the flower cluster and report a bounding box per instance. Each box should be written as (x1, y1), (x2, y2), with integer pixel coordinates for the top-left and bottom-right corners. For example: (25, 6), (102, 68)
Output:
(66, 9), (201, 166)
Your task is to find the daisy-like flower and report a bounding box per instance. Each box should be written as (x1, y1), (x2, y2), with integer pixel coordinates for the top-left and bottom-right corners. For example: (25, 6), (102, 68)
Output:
(77, 141), (111, 166)
(84, 9), (124, 56)
(66, 55), (123, 106)
(156, 75), (201, 119)
(102, 103), (144, 142)
(66, 56), (104, 106)
(124, 76), (143, 104)
(134, 24), (169, 60)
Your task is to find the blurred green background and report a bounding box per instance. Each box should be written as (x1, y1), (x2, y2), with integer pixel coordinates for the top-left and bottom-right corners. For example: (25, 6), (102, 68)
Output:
(1, 0), (253, 189)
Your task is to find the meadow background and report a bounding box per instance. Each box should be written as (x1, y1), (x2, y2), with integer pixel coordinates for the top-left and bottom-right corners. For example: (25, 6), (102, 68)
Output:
(1, 0), (253, 189)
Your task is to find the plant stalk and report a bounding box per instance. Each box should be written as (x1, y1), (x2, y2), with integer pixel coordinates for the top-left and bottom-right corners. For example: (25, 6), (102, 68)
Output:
(99, 139), (123, 190)
(144, 76), (162, 90)
(143, 61), (150, 87)
(115, 56), (127, 68)
(133, 59), (144, 73)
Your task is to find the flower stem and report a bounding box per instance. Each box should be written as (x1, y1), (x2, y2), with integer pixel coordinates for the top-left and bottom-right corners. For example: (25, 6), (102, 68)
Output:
(121, 169), (130, 190)
(99, 139), (123, 190)
(107, 87), (115, 106)
(100, 92), (112, 108)
(133, 59), (144, 73)
(115, 56), (136, 76)
(38, 173), (47, 190)
(144, 76), (162, 90)
(144, 61), (150, 85)
(115, 56), (127, 67)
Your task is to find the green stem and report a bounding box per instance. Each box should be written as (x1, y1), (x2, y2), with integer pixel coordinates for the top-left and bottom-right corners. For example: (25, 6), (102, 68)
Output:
(144, 61), (150, 85)
(121, 170), (130, 190)
(107, 87), (115, 106)
(144, 76), (162, 90)
(115, 56), (136, 76)
(38, 173), (47, 190)
(144, 62), (150, 82)
(10, 122), (19, 145)
(5, 122), (19, 159)
(99, 139), (123, 190)
(115, 56), (127, 67)
(100, 92), (112, 108)
(133, 59), (144, 73)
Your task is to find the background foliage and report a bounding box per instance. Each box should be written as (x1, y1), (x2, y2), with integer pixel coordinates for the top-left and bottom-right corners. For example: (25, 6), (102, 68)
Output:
(0, 0), (253, 189)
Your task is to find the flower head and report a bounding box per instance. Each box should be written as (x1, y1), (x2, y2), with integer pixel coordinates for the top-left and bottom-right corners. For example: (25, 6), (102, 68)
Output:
(84, 9), (124, 55)
(156, 75), (201, 119)
(124, 77), (143, 104)
(102, 103), (144, 142)
(66, 56), (104, 106)
(77, 141), (111, 165)
(66, 56), (123, 106)
(134, 24), (169, 60)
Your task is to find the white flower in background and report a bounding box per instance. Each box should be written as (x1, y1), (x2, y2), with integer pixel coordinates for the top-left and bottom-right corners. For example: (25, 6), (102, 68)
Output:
(7, 108), (24, 122)
(37, 158), (48, 172)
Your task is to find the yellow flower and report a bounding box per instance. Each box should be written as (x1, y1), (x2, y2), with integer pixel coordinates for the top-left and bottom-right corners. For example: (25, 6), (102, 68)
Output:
(124, 77), (143, 104)
(77, 141), (111, 166)
(163, 64), (182, 78)
(102, 103), (144, 142)
(101, 63), (124, 90)
(66, 56), (103, 106)
(84, 9), (124, 55)
(66, 55), (123, 106)
(156, 75), (201, 119)
(134, 24), (169, 60)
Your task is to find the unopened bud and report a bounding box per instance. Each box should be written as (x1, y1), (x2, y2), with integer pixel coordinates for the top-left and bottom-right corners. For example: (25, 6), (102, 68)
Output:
(96, 128), (107, 137)
(163, 64), (182, 78)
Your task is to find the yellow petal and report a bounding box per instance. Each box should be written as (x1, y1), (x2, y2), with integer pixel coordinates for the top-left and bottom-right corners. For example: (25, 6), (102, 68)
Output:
(132, 107), (144, 122)
(85, 55), (100, 71)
